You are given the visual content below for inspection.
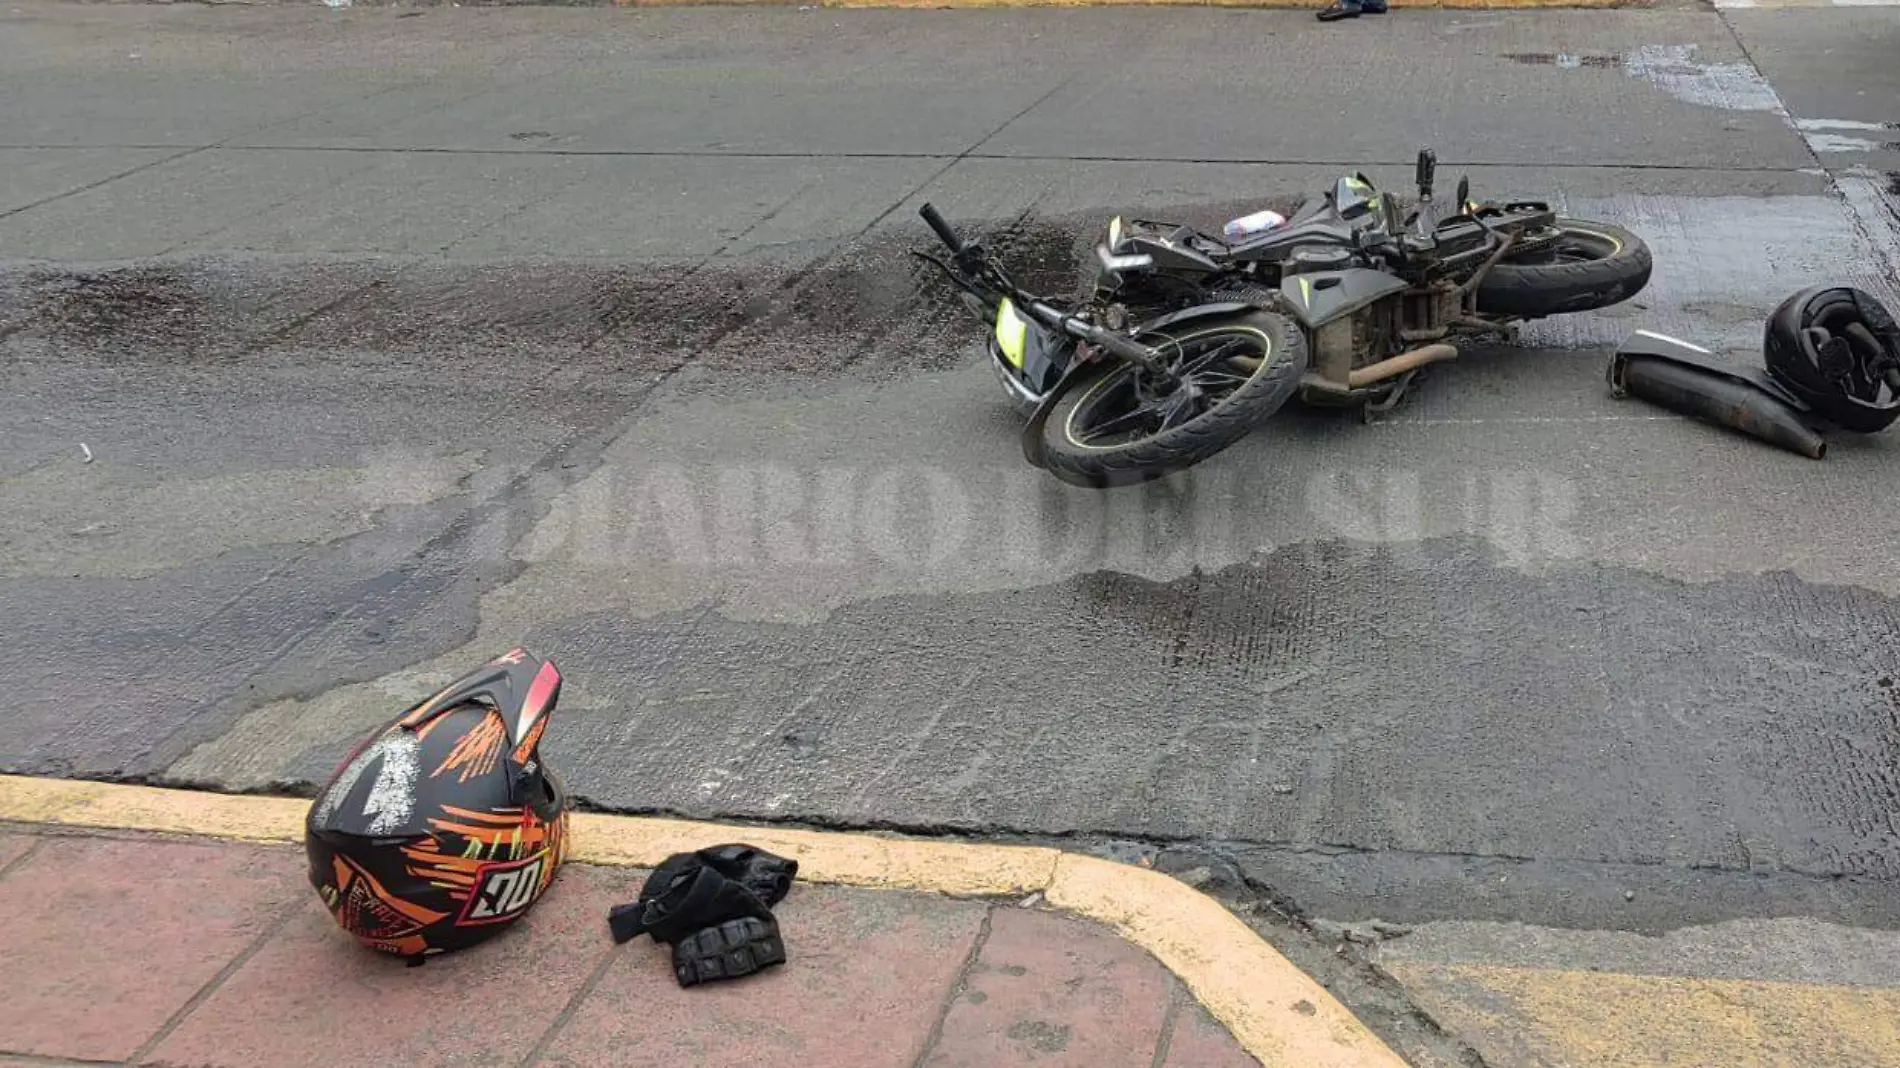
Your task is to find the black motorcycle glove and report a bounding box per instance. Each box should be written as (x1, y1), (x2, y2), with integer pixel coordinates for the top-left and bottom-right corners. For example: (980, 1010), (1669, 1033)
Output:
(672, 915), (788, 987)
(694, 843), (799, 908)
(606, 843), (799, 987)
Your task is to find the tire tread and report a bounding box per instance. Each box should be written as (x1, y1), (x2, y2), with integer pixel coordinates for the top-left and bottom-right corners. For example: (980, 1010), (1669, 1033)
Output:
(1474, 219), (1653, 319)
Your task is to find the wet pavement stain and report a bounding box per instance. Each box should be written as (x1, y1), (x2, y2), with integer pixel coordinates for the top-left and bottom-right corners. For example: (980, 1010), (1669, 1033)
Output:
(14, 267), (210, 351)
(1504, 45), (1783, 113)
(177, 534), (1900, 937)
(1502, 52), (1623, 70)
(1805, 135), (1900, 155)
(1797, 119), (1900, 134)
(0, 212), (1102, 381)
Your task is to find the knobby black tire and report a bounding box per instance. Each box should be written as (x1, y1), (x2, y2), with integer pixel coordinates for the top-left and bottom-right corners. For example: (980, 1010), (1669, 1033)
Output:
(1036, 310), (1309, 489)
(1474, 219), (1653, 319)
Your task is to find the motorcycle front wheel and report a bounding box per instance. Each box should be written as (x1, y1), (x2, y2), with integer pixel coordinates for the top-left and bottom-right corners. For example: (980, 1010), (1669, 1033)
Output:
(1035, 310), (1309, 489)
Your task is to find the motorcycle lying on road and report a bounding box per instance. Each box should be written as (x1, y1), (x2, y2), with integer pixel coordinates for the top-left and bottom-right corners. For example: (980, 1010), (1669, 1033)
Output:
(916, 149), (1654, 488)
(915, 202), (1309, 489)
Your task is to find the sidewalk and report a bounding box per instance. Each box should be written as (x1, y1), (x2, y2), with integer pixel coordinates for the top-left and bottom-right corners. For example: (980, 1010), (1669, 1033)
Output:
(0, 777), (1410, 1068)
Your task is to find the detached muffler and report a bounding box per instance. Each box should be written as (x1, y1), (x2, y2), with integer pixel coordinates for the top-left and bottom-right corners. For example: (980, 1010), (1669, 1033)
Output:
(1608, 330), (1827, 460)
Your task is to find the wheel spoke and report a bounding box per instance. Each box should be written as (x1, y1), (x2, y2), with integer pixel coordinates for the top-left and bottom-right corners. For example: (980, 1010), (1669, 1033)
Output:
(1079, 404), (1162, 443)
(1177, 338), (1250, 376)
(1070, 328), (1272, 448)
(1155, 391), (1205, 432)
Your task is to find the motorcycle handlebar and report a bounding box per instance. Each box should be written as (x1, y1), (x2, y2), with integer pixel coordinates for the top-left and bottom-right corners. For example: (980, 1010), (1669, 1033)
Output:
(919, 203), (965, 254)
(1092, 330), (1162, 366)
(1025, 303), (1171, 377)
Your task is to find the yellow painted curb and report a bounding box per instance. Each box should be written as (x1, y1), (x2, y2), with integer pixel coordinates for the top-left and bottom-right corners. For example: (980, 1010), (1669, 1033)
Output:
(569, 811), (1063, 897)
(0, 775), (1408, 1068)
(0, 774), (310, 842)
(1382, 961), (1900, 1068)
(1048, 853), (1400, 1065)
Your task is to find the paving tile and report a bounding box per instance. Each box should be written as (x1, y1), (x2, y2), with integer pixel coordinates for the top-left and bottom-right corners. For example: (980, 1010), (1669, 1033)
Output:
(0, 836), (303, 1063)
(540, 883), (987, 1068)
(924, 906), (1174, 1068)
(0, 832), (38, 871)
(147, 862), (622, 1068)
(1163, 998), (1262, 1068)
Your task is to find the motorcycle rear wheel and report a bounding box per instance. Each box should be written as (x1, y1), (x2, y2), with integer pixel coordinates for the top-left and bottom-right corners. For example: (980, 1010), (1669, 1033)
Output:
(1474, 219), (1652, 318)
(1035, 310), (1308, 489)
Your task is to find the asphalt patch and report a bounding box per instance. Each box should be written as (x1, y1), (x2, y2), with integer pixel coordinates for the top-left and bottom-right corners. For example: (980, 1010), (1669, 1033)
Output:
(223, 534), (1900, 934)
(0, 194), (1347, 379)
(0, 208), (1105, 379)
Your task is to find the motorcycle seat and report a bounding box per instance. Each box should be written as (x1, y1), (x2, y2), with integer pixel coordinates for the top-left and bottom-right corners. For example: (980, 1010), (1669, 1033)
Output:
(1224, 216), (1360, 260)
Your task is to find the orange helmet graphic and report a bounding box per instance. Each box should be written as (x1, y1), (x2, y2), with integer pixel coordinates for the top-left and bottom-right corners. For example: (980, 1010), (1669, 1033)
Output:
(305, 649), (570, 958)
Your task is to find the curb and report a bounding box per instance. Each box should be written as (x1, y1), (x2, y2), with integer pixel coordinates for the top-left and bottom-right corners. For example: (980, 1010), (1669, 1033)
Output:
(0, 774), (1409, 1068)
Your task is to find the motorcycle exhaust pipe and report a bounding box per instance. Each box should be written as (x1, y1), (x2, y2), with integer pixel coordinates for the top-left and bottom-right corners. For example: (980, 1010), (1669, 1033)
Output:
(1229, 342), (1458, 388)
(1349, 343), (1459, 388)
(1611, 353), (1827, 460)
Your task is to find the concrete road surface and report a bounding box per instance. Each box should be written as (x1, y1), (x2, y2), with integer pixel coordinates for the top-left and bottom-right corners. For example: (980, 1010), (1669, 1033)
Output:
(3, 1), (1899, 1063)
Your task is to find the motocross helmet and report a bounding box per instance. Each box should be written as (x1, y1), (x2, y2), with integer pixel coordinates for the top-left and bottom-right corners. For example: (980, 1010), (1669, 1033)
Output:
(305, 648), (571, 959)
(1763, 285), (1900, 434)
